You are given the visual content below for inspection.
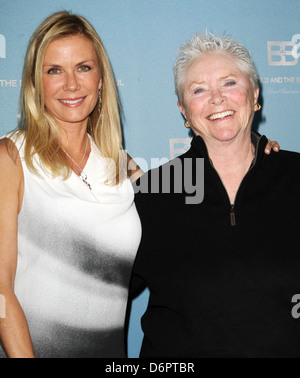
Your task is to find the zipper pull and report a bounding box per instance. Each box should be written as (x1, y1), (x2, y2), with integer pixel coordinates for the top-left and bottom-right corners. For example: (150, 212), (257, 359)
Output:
(230, 204), (236, 226)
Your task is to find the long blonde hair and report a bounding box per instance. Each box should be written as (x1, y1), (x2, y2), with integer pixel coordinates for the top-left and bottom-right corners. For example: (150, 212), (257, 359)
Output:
(17, 11), (125, 184)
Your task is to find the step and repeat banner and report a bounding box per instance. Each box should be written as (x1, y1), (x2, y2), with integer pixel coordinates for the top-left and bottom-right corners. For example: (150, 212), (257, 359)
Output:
(1, 0), (299, 357)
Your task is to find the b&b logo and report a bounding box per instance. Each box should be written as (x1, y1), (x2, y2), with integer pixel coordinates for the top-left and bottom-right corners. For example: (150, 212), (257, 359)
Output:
(268, 34), (300, 66)
(169, 138), (192, 159)
(292, 34), (300, 59)
(0, 34), (6, 59)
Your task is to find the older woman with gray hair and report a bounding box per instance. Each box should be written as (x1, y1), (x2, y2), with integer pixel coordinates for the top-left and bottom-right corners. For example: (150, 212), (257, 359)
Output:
(131, 33), (300, 358)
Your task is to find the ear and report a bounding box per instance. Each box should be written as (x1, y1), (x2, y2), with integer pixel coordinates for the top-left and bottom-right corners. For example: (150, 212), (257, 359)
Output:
(254, 86), (259, 105)
(177, 101), (187, 119)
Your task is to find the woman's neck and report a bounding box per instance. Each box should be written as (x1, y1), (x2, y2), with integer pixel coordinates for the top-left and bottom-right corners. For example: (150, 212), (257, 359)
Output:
(60, 123), (89, 157)
(205, 134), (255, 204)
(60, 123), (91, 175)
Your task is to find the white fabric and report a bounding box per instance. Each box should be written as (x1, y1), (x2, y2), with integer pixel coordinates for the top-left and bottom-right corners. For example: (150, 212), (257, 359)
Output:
(0, 133), (141, 358)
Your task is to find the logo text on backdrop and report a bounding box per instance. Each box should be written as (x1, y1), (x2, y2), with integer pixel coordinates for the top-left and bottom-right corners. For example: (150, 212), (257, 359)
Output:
(0, 34), (6, 59)
(170, 138), (192, 160)
(268, 35), (300, 66)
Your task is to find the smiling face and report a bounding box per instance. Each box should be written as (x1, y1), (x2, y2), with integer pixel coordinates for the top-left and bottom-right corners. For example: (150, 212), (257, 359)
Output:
(42, 34), (102, 131)
(178, 52), (259, 145)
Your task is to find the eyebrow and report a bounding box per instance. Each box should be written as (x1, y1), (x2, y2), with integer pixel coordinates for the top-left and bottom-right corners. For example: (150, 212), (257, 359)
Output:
(76, 60), (96, 66)
(219, 74), (239, 80)
(188, 81), (205, 88)
(43, 63), (61, 67)
(43, 60), (96, 67)
(188, 74), (239, 87)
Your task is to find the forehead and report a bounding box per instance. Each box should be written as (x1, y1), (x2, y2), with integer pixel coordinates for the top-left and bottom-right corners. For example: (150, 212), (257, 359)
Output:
(185, 52), (249, 82)
(44, 34), (97, 60)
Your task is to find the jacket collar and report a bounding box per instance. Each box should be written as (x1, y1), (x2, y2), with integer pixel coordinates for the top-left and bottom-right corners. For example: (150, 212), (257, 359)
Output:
(190, 131), (268, 168)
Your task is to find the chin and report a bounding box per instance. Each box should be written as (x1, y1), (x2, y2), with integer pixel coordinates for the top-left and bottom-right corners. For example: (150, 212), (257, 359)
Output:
(212, 128), (238, 142)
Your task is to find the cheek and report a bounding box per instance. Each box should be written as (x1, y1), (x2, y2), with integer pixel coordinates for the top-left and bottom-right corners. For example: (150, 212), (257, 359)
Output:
(88, 82), (100, 103)
(187, 98), (207, 120)
(230, 86), (254, 107)
(43, 78), (60, 99)
(86, 77), (101, 100)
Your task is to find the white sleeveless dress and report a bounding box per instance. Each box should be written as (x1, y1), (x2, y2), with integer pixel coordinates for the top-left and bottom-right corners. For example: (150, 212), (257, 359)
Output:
(0, 133), (141, 358)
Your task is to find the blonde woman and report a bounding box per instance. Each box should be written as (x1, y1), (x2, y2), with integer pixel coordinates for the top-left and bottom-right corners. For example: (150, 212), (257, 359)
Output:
(0, 11), (141, 358)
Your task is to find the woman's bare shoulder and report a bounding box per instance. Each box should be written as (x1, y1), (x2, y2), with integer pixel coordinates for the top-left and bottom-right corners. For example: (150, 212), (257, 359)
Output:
(0, 137), (23, 190)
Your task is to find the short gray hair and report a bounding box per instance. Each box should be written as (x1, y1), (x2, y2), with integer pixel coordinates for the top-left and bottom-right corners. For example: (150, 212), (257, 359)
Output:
(174, 32), (259, 105)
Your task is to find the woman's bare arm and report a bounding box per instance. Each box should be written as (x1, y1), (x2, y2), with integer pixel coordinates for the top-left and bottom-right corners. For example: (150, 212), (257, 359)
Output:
(0, 138), (35, 358)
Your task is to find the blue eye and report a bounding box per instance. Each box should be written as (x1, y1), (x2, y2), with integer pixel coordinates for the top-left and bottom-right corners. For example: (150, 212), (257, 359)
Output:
(225, 81), (236, 87)
(78, 65), (91, 72)
(47, 67), (60, 75)
(194, 88), (204, 94)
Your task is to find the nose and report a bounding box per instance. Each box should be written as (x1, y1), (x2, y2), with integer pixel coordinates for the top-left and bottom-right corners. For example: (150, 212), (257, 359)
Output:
(64, 71), (80, 91)
(209, 87), (226, 106)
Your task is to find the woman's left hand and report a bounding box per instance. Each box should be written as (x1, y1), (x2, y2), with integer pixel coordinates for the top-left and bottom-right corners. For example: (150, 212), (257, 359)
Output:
(264, 140), (280, 154)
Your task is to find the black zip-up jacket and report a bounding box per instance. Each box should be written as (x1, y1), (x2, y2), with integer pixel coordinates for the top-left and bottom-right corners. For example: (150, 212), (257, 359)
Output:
(131, 133), (300, 358)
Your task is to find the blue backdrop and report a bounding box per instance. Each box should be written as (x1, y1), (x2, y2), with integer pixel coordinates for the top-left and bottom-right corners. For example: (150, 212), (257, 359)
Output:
(1, 0), (299, 357)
